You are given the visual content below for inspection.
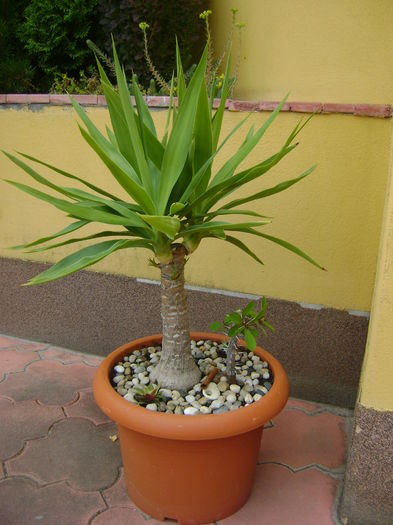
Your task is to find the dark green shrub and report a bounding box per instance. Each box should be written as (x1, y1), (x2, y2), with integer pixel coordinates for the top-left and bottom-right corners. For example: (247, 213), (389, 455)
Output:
(97, 0), (206, 88)
(0, 0), (34, 93)
(18, 0), (105, 89)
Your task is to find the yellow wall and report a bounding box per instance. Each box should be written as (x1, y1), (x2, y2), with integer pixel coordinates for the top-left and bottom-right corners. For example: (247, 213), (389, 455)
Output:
(358, 131), (393, 411)
(211, 0), (393, 104)
(0, 105), (390, 311)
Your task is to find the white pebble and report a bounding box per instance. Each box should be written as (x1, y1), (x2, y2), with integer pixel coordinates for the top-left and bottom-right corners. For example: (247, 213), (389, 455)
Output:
(262, 372), (270, 379)
(146, 403), (157, 411)
(210, 399), (224, 409)
(230, 384), (241, 394)
(226, 393), (236, 403)
(185, 394), (195, 403)
(113, 375), (124, 384)
(251, 372), (260, 379)
(184, 406), (199, 416)
(140, 377), (149, 385)
(253, 394), (262, 402)
(124, 392), (135, 402)
(217, 382), (228, 392)
(199, 406), (211, 414)
(202, 382), (220, 400)
(244, 394), (253, 404)
(114, 365), (125, 374)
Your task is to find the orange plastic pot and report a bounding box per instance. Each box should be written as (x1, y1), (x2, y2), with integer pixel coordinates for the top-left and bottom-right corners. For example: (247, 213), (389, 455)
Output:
(93, 332), (289, 525)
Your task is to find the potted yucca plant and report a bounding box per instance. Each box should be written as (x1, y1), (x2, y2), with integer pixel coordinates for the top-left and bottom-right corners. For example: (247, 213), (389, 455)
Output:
(3, 19), (323, 524)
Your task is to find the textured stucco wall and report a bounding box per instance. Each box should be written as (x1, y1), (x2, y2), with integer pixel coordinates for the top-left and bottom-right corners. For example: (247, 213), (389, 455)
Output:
(211, 0), (393, 104)
(0, 104), (390, 311)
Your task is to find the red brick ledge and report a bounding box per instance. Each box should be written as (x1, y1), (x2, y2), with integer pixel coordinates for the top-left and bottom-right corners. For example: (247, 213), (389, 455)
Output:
(0, 93), (391, 118)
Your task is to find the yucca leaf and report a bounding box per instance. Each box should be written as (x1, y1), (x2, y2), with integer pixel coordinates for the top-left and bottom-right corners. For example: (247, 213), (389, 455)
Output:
(179, 220), (269, 237)
(243, 228), (325, 270)
(17, 152), (121, 201)
(210, 94), (289, 187)
(3, 150), (147, 222)
(78, 126), (155, 214)
(191, 81), (212, 201)
(221, 165), (317, 210)
(200, 209), (269, 220)
(219, 235), (264, 265)
(161, 74), (175, 147)
(138, 214), (181, 239)
(96, 61), (139, 170)
(6, 180), (146, 228)
(175, 37), (186, 105)
(211, 47), (232, 150)
(179, 112), (252, 205)
(185, 143), (297, 215)
(11, 220), (88, 250)
(27, 230), (140, 253)
(24, 239), (153, 285)
(157, 45), (208, 214)
(111, 39), (153, 196)
(132, 74), (157, 136)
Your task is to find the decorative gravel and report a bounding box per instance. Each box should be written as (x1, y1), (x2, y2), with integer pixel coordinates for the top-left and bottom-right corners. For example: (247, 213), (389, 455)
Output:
(111, 339), (273, 415)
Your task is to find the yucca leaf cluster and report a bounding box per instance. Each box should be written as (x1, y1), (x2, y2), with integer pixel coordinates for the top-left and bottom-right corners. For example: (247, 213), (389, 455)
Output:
(4, 39), (323, 286)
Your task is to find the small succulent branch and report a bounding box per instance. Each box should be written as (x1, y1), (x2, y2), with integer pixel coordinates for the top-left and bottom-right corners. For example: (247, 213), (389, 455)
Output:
(132, 384), (163, 407)
(139, 22), (171, 95)
(210, 298), (274, 382)
(232, 21), (246, 96)
(86, 39), (116, 77)
(210, 8), (237, 82)
(199, 10), (214, 87)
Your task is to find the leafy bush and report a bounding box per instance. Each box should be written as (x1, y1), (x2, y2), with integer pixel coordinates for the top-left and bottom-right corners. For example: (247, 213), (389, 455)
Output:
(18, 0), (104, 89)
(0, 0), (34, 93)
(97, 0), (206, 88)
(50, 67), (104, 95)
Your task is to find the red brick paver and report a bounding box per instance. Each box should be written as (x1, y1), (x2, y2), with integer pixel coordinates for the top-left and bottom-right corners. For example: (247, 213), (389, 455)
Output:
(0, 334), (350, 525)
(0, 359), (95, 404)
(7, 418), (121, 491)
(260, 409), (346, 469)
(221, 464), (338, 525)
(0, 477), (104, 525)
(0, 397), (63, 459)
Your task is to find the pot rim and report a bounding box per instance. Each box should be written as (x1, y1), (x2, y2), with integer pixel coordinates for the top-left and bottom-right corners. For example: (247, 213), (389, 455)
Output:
(93, 332), (289, 440)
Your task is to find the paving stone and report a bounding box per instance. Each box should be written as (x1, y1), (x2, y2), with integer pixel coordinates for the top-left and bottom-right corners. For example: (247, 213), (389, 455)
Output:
(0, 397), (64, 459)
(0, 462), (4, 478)
(259, 409), (345, 469)
(102, 468), (135, 508)
(0, 336), (19, 348)
(65, 389), (111, 425)
(0, 348), (39, 380)
(0, 477), (104, 525)
(7, 418), (121, 491)
(286, 397), (320, 412)
(40, 346), (84, 364)
(90, 507), (147, 524)
(220, 463), (338, 525)
(0, 359), (95, 405)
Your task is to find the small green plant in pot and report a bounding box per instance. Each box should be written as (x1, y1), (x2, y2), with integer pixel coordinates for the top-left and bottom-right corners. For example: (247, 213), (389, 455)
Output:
(210, 298), (274, 384)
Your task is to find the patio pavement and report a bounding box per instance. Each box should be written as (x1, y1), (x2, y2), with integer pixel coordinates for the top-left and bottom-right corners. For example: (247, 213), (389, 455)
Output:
(0, 334), (352, 525)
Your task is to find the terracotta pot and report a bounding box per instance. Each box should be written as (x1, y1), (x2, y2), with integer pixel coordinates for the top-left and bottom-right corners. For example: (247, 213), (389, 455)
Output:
(93, 332), (289, 525)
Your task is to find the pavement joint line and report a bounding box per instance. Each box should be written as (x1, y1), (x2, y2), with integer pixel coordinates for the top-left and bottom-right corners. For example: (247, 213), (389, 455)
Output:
(287, 400), (353, 418)
(257, 460), (345, 478)
(332, 477), (346, 525)
(0, 357), (42, 377)
(35, 390), (80, 407)
(86, 506), (109, 525)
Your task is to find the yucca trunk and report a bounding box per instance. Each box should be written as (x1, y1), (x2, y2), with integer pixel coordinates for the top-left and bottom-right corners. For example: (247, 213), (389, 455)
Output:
(150, 244), (202, 390)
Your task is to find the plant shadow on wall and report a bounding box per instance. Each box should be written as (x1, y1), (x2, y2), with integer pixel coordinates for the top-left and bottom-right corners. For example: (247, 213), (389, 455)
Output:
(2, 9), (325, 524)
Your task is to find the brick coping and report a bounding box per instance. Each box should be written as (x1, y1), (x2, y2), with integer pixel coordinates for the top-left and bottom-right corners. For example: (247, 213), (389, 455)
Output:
(0, 93), (391, 118)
